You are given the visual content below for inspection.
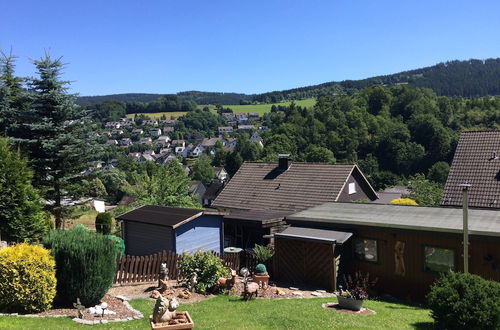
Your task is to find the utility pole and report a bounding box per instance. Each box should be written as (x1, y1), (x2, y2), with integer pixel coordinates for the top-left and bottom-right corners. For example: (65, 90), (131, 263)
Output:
(459, 184), (471, 273)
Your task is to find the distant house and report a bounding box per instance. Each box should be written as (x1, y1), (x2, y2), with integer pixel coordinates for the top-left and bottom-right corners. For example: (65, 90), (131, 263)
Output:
(132, 128), (144, 135)
(155, 153), (177, 165)
(105, 121), (121, 129)
(202, 180), (225, 207)
(212, 155), (378, 248)
(237, 124), (254, 131)
(142, 120), (158, 126)
(88, 131), (100, 138)
(111, 129), (124, 135)
(160, 119), (177, 126)
(171, 140), (185, 148)
(223, 137), (237, 148)
(120, 138), (133, 147)
(372, 186), (410, 204)
(139, 153), (155, 162)
(117, 205), (223, 256)
(441, 130), (500, 209)
(106, 139), (118, 145)
(139, 137), (153, 145)
(190, 145), (204, 158)
(150, 128), (162, 137)
(189, 181), (206, 205)
(163, 126), (175, 133)
(128, 152), (141, 161)
(213, 167), (228, 181)
(235, 113), (248, 123)
(218, 126), (234, 135)
(247, 112), (259, 118)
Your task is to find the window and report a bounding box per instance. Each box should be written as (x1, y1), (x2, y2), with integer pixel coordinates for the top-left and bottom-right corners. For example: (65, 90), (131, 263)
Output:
(424, 246), (455, 273)
(354, 238), (378, 262)
(348, 182), (356, 194)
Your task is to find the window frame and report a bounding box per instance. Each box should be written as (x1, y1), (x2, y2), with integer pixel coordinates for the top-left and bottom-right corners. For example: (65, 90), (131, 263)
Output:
(422, 244), (457, 274)
(348, 182), (356, 195)
(352, 237), (380, 264)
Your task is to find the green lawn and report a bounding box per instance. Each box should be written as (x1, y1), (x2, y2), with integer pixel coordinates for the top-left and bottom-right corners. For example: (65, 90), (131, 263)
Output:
(125, 111), (188, 120)
(201, 98), (317, 115)
(0, 296), (433, 329)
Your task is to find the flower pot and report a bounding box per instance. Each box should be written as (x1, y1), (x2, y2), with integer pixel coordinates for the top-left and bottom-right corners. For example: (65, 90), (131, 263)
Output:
(336, 295), (364, 311)
(150, 311), (194, 330)
(252, 274), (269, 286)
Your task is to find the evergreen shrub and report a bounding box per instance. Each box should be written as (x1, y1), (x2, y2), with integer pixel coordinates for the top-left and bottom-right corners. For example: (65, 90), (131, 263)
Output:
(0, 243), (56, 313)
(178, 250), (229, 294)
(95, 212), (113, 235)
(43, 226), (117, 306)
(427, 272), (500, 330)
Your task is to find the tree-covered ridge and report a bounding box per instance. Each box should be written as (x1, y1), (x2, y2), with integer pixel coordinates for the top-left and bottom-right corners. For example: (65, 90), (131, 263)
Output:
(77, 58), (500, 106)
(254, 58), (500, 102)
(259, 85), (500, 191)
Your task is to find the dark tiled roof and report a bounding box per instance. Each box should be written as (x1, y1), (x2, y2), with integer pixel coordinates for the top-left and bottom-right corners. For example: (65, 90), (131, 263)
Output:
(203, 181), (225, 200)
(212, 162), (371, 211)
(116, 205), (203, 228)
(224, 209), (292, 224)
(441, 130), (500, 209)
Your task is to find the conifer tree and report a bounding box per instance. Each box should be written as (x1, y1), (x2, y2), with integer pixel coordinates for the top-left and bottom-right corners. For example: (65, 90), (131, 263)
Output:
(21, 55), (100, 229)
(0, 51), (27, 136)
(0, 137), (50, 242)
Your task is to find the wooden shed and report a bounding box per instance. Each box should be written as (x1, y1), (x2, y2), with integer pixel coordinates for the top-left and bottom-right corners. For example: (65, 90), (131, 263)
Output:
(273, 227), (352, 291)
(287, 202), (500, 301)
(117, 205), (223, 256)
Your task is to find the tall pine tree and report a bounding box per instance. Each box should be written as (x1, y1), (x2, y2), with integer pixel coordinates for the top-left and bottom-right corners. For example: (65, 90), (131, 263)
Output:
(21, 55), (100, 228)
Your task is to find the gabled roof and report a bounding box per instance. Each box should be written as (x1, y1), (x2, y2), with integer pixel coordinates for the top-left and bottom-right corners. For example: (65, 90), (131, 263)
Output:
(441, 130), (500, 209)
(116, 205), (203, 228)
(203, 181), (225, 200)
(212, 162), (378, 212)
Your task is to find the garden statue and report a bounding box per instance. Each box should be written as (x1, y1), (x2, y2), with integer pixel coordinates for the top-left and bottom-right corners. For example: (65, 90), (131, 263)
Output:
(73, 298), (85, 319)
(240, 267), (259, 300)
(151, 290), (179, 323)
(217, 268), (237, 290)
(187, 269), (198, 293)
(158, 262), (169, 287)
(394, 241), (406, 276)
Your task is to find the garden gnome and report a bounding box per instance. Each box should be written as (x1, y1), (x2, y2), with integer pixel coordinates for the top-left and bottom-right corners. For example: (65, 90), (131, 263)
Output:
(158, 262), (169, 287)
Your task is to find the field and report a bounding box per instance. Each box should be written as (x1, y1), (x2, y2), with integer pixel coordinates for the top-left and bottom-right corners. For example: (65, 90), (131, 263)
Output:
(0, 295), (433, 329)
(124, 98), (317, 119)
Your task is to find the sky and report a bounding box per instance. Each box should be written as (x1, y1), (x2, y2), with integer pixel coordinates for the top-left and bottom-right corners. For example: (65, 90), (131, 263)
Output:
(1, 0), (500, 96)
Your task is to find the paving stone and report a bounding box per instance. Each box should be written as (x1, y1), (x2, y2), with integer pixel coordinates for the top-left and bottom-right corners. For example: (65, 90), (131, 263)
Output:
(289, 287), (299, 290)
(316, 290), (327, 293)
(292, 291), (303, 296)
(311, 292), (323, 296)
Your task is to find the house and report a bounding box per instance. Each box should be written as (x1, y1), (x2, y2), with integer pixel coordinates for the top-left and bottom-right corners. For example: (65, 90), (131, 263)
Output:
(237, 124), (254, 131)
(150, 128), (162, 137)
(163, 126), (175, 133)
(132, 128), (144, 135)
(155, 153), (177, 165)
(139, 137), (153, 145)
(189, 181), (207, 205)
(213, 167), (228, 181)
(223, 137), (237, 148)
(117, 205), (223, 256)
(88, 131), (100, 138)
(189, 145), (204, 158)
(202, 180), (225, 207)
(139, 153), (155, 162)
(218, 126), (234, 135)
(372, 186), (410, 204)
(142, 120), (158, 126)
(105, 121), (121, 129)
(128, 152), (141, 161)
(120, 138), (133, 147)
(171, 140), (185, 148)
(250, 132), (262, 143)
(281, 202), (500, 300)
(160, 119), (177, 126)
(106, 139), (118, 145)
(235, 113), (248, 123)
(247, 112), (259, 118)
(211, 155), (378, 248)
(441, 130), (500, 209)
(111, 129), (124, 135)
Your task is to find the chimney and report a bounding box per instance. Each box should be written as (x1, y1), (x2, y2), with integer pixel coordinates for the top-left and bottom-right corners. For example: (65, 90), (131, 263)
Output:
(278, 154), (291, 171)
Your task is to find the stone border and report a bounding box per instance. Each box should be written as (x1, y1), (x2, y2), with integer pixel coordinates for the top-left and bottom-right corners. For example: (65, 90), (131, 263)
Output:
(72, 296), (144, 325)
(0, 296), (144, 325)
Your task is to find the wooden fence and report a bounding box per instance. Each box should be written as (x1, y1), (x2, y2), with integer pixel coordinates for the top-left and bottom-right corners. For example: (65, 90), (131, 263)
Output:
(114, 250), (252, 285)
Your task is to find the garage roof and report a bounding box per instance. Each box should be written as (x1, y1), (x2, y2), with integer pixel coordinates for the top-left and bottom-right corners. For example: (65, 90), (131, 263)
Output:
(116, 205), (203, 228)
(287, 202), (500, 237)
(274, 227), (353, 244)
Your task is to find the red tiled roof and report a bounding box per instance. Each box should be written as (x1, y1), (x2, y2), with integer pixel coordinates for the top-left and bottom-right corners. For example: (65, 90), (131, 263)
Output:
(441, 130), (500, 209)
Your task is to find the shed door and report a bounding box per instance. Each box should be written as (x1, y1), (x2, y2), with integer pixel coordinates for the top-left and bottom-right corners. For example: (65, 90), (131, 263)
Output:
(124, 221), (173, 256)
(275, 238), (335, 291)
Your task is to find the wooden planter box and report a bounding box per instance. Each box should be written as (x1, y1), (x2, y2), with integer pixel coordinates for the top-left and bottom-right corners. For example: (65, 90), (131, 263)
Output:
(252, 274), (269, 286)
(150, 311), (194, 330)
(336, 295), (364, 311)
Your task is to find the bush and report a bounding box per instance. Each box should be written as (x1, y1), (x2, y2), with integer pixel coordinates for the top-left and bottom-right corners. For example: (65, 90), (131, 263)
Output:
(390, 198), (418, 206)
(95, 212), (113, 235)
(178, 250), (229, 294)
(106, 235), (125, 256)
(0, 244), (56, 313)
(43, 227), (117, 306)
(252, 244), (274, 264)
(427, 272), (500, 330)
(341, 271), (378, 300)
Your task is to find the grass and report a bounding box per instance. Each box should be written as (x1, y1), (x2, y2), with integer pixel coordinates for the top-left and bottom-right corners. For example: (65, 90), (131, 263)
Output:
(124, 98), (317, 119)
(0, 296), (433, 329)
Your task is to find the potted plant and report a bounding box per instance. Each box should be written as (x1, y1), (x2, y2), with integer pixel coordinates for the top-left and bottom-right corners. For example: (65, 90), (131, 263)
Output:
(252, 244), (274, 271)
(252, 263), (269, 286)
(336, 271), (377, 311)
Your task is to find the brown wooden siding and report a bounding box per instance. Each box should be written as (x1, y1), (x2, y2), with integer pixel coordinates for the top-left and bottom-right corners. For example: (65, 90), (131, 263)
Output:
(274, 237), (336, 291)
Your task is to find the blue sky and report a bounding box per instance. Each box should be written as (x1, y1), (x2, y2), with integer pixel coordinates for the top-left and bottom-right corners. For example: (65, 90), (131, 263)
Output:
(1, 1), (499, 96)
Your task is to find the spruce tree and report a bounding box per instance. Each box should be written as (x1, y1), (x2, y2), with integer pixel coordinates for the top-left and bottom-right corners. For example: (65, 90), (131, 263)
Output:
(21, 55), (100, 229)
(0, 137), (50, 242)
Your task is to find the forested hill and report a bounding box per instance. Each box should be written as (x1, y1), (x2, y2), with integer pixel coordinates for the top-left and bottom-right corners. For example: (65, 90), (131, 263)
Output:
(77, 58), (500, 105)
(254, 58), (500, 102)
